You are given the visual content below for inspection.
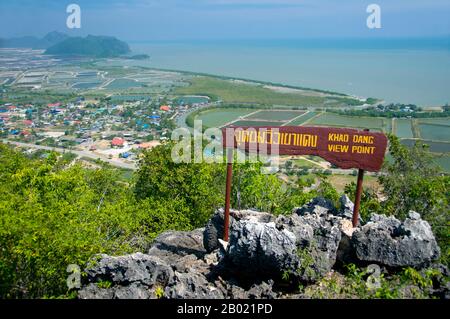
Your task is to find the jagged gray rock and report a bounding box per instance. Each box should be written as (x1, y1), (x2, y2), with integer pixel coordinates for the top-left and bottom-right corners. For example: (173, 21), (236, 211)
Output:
(78, 253), (173, 299)
(78, 283), (115, 299)
(276, 199), (344, 280)
(339, 195), (354, 218)
(227, 220), (298, 278)
(337, 194), (362, 222)
(83, 253), (173, 286)
(203, 208), (275, 253)
(164, 271), (227, 299)
(149, 228), (206, 264)
(113, 282), (152, 299)
(246, 280), (278, 299)
(293, 197), (336, 216)
(77, 198), (445, 299)
(275, 214), (314, 246)
(203, 209), (228, 253)
(352, 212), (440, 268)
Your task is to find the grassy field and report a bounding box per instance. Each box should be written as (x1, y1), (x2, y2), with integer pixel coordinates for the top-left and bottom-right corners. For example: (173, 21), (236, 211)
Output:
(190, 108), (311, 128)
(175, 76), (360, 106)
(232, 120), (286, 127)
(192, 108), (255, 128)
(246, 110), (305, 121)
(292, 158), (322, 169)
(308, 113), (390, 132)
(289, 112), (318, 125)
(327, 174), (380, 193)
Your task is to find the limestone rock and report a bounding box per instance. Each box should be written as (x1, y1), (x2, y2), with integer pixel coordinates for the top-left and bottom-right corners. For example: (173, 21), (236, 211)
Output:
(352, 213), (440, 268)
(227, 220), (298, 278)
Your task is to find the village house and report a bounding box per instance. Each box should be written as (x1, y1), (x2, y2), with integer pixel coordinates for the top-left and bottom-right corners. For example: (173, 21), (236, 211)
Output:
(111, 137), (125, 148)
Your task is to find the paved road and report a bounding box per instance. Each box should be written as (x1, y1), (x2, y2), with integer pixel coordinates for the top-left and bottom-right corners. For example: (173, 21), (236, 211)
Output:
(3, 140), (137, 170)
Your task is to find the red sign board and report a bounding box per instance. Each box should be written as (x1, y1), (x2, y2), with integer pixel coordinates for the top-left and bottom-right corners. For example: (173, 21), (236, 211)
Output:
(222, 126), (388, 172)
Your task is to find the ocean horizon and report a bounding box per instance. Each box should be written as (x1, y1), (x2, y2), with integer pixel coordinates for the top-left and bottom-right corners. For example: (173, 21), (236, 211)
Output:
(124, 37), (450, 106)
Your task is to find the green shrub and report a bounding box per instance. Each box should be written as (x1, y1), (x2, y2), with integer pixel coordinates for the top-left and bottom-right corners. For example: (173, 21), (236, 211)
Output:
(0, 144), (191, 298)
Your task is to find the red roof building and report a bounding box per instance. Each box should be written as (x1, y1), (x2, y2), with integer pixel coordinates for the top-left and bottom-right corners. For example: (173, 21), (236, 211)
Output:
(23, 120), (33, 126)
(160, 105), (171, 112)
(111, 137), (125, 147)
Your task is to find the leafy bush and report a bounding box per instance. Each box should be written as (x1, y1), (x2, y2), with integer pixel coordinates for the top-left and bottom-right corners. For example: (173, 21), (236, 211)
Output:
(0, 144), (190, 298)
(379, 135), (449, 266)
(304, 264), (442, 299)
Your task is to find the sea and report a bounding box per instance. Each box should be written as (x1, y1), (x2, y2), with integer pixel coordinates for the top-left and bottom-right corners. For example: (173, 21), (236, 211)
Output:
(123, 38), (450, 106)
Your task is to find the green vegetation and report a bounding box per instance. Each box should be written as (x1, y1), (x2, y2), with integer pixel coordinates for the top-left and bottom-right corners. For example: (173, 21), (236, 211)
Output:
(304, 264), (446, 299)
(176, 76), (360, 107)
(232, 120), (285, 127)
(0, 88), (78, 105)
(0, 131), (448, 298)
(186, 107), (255, 128)
(309, 113), (391, 133)
(245, 110), (305, 121)
(292, 158), (322, 169)
(0, 144), (190, 298)
(155, 286), (165, 299)
(329, 103), (450, 119)
(379, 136), (449, 264)
(187, 108), (313, 129)
(96, 280), (113, 289)
(289, 112), (318, 125)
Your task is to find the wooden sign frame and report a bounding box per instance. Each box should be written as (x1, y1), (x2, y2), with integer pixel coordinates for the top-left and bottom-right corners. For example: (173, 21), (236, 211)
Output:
(222, 126), (388, 240)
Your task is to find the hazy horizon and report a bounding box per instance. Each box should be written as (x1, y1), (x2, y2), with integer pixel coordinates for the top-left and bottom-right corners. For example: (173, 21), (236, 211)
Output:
(1, 0), (449, 41)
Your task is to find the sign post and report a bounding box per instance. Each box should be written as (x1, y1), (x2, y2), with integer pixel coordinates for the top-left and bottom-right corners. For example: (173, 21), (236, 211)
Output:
(223, 148), (233, 241)
(222, 126), (388, 240)
(352, 169), (365, 227)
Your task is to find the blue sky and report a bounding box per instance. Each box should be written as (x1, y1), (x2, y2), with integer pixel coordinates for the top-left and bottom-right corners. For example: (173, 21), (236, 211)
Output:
(0, 0), (449, 40)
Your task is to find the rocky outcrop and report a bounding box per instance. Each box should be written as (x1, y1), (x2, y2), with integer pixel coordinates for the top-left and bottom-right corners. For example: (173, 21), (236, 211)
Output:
(227, 221), (298, 279)
(203, 208), (275, 253)
(164, 271), (227, 299)
(352, 211), (440, 268)
(293, 197), (336, 216)
(78, 253), (173, 299)
(337, 194), (362, 223)
(149, 228), (206, 265)
(78, 198), (443, 299)
(275, 198), (345, 281)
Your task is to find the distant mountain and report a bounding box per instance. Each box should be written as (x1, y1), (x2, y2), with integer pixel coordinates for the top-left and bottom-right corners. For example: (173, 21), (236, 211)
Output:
(41, 31), (70, 47)
(0, 31), (69, 49)
(45, 35), (131, 58)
